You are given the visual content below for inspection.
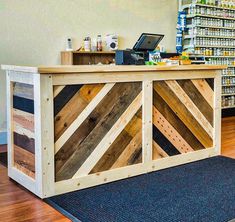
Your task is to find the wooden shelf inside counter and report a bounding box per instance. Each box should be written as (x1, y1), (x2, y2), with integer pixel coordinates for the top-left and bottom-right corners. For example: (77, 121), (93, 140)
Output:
(61, 51), (115, 65)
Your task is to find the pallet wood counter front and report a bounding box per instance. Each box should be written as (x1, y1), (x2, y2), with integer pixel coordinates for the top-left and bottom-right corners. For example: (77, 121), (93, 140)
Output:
(1, 64), (224, 198)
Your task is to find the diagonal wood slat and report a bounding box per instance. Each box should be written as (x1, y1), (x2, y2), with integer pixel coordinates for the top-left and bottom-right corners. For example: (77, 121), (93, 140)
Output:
(154, 81), (213, 148)
(55, 83), (115, 153)
(153, 89), (205, 151)
(166, 80), (213, 138)
(55, 82), (142, 181)
(153, 106), (194, 154)
(152, 140), (168, 160)
(191, 79), (214, 108)
(72, 92), (142, 177)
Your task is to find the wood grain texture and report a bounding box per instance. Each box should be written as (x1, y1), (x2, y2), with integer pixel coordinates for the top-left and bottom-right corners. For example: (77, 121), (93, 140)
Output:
(0, 163), (70, 222)
(13, 82), (34, 100)
(13, 132), (35, 154)
(153, 81), (213, 148)
(177, 80), (213, 126)
(54, 84), (83, 116)
(55, 82), (142, 181)
(14, 145), (35, 178)
(91, 108), (142, 173)
(13, 108), (34, 133)
(54, 84), (104, 141)
(153, 89), (205, 151)
(13, 96), (34, 114)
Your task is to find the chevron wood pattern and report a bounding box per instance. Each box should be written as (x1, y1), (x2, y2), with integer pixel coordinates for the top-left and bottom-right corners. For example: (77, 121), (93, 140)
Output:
(12, 82), (35, 178)
(152, 79), (214, 160)
(54, 82), (142, 182)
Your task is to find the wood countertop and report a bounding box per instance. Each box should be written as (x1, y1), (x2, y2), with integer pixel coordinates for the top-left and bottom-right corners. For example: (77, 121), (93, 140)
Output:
(1, 64), (226, 74)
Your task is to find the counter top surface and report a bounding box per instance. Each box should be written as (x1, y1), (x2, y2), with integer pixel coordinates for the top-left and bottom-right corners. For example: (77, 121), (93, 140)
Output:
(1, 64), (226, 74)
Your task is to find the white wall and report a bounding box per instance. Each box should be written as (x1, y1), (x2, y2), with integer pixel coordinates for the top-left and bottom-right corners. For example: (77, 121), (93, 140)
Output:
(0, 0), (178, 138)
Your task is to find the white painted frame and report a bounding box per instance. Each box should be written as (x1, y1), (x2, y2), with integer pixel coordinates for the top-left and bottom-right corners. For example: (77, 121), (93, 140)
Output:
(5, 69), (221, 198)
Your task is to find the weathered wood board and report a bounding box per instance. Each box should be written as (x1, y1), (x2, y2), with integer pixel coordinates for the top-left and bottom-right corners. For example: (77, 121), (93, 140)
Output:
(12, 82), (35, 178)
(152, 79), (214, 160)
(54, 82), (142, 182)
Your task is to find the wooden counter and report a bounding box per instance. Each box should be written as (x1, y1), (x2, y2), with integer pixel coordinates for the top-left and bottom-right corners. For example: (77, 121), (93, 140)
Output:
(1, 64), (224, 198)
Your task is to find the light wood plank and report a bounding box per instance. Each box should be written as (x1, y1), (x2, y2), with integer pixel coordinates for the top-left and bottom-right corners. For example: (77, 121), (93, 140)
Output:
(53, 86), (64, 98)
(166, 80), (213, 139)
(72, 92), (142, 178)
(152, 140), (168, 159)
(191, 79), (214, 108)
(153, 106), (194, 153)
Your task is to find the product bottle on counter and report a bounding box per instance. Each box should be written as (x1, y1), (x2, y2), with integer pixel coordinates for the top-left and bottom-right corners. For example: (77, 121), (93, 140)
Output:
(97, 35), (102, 51)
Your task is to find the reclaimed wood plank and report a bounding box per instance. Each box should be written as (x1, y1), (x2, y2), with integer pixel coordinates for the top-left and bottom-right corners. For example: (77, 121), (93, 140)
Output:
(13, 83), (34, 100)
(14, 145), (35, 175)
(154, 81), (213, 148)
(177, 80), (213, 126)
(153, 89), (205, 150)
(54, 84), (104, 141)
(191, 79), (214, 108)
(13, 109), (34, 133)
(153, 125), (180, 156)
(55, 83), (114, 153)
(55, 82), (142, 181)
(153, 106), (194, 153)
(90, 130), (133, 174)
(152, 140), (168, 159)
(54, 84), (83, 116)
(13, 96), (34, 114)
(13, 132), (35, 154)
(111, 130), (142, 169)
(72, 92), (142, 177)
(166, 80), (213, 138)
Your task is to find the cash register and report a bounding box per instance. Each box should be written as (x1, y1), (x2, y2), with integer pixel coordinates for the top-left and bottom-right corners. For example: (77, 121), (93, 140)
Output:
(115, 33), (164, 65)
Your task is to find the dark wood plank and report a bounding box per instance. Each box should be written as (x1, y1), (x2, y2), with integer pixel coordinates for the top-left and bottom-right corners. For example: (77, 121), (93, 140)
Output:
(54, 85), (83, 116)
(13, 132), (35, 154)
(90, 130), (133, 174)
(206, 78), (214, 90)
(154, 81), (213, 148)
(153, 125), (180, 156)
(153, 90), (205, 151)
(55, 82), (142, 181)
(127, 147), (142, 165)
(13, 96), (34, 114)
(177, 80), (213, 126)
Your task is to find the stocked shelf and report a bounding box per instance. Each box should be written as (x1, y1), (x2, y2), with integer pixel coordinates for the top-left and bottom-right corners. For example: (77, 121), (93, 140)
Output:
(182, 3), (235, 12)
(184, 35), (235, 39)
(184, 45), (235, 49)
(222, 105), (235, 109)
(187, 14), (235, 20)
(222, 93), (235, 96)
(187, 24), (235, 30)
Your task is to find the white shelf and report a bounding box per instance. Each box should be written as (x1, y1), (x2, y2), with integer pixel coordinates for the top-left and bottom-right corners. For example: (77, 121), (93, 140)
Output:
(184, 35), (235, 39)
(222, 75), (235, 77)
(204, 56), (235, 58)
(222, 105), (235, 109)
(182, 3), (235, 11)
(222, 84), (235, 87)
(222, 93), (235, 96)
(187, 24), (235, 30)
(184, 45), (235, 49)
(187, 14), (235, 21)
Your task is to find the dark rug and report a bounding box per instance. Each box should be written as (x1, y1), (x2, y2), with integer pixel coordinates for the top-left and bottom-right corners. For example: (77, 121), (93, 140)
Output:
(46, 156), (235, 222)
(0, 152), (7, 167)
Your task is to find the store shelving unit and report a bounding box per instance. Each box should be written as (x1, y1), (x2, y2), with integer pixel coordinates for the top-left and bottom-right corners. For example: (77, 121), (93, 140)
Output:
(179, 0), (235, 114)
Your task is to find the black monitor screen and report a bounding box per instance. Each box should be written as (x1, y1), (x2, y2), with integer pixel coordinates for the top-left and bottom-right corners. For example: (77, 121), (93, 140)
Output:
(133, 33), (164, 51)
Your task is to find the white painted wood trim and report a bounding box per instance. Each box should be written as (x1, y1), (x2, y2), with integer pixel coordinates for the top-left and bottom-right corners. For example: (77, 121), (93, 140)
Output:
(72, 92), (143, 178)
(55, 83), (115, 154)
(52, 70), (217, 85)
(142, 81), (152, 163)
(34, 74), (55, 198)
(55, 147), (217, 197)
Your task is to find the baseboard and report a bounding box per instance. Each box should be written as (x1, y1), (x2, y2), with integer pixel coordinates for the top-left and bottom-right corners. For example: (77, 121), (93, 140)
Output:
(0, 132), (7, 145)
